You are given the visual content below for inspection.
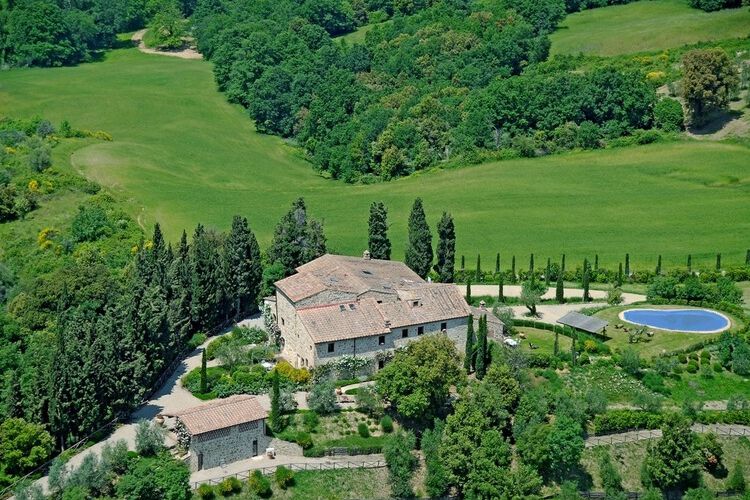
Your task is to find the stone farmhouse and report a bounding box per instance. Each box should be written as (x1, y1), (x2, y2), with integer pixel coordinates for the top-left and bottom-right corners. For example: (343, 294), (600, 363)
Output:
(162, 395), (270, 472)
(272, 253), (472, 369)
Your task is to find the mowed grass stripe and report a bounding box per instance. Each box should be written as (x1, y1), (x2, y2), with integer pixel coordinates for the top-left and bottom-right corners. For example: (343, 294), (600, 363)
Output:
(550, 0), (750, 56)
(1, 48), (749, 268)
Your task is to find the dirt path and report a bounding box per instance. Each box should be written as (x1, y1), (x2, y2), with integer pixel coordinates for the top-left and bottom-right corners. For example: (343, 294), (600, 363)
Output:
(131, 29), (202, 60)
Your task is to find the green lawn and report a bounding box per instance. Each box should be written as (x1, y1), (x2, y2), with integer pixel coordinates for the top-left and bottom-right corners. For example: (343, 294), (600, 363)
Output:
(516, 327), (573, 355)
(668, 368), (750, 403)
(593, 305), (741, 357)
(2, 47), (750, 267)
(551, 0), (750, 56)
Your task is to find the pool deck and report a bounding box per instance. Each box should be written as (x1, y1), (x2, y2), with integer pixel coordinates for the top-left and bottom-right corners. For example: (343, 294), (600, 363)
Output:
(617, 307), (731, 334)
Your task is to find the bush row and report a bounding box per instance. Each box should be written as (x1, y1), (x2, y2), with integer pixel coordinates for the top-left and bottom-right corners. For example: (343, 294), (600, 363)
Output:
(591, 410), (750, 435)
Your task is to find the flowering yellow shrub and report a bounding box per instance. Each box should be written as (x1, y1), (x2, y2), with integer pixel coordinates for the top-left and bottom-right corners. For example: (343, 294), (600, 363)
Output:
(37, 227), (57, 249)
(646, 71), (666, 81)
(28, 179), (39, 192)
(274, 360), (311, 385)
(583, 339), (598, 353)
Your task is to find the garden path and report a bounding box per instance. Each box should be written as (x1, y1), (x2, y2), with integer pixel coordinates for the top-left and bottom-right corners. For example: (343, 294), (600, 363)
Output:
(31, 316), (268, 494)
(585, 424), (750, 448)
(131, 29), (203, 60)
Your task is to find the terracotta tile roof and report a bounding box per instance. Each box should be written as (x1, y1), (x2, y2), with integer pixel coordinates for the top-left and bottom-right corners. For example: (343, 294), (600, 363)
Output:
(376, 284), (472, 328)
(297, 284), (470, 343)
(165, 395), (267, 436)
(297, 298), (391, 343)
(276, 254), (424, 303)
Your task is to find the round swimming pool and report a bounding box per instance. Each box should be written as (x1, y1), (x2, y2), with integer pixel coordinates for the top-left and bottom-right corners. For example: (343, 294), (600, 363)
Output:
(619, 308), (730, 333)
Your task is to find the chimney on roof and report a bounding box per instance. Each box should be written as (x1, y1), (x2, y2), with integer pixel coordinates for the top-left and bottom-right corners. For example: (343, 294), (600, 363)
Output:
(363, 250), (371, 260)
(384, 319), (391, 327)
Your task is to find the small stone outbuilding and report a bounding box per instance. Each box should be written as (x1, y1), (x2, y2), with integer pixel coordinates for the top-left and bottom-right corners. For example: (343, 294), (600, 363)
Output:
(163, 395), (270, 471)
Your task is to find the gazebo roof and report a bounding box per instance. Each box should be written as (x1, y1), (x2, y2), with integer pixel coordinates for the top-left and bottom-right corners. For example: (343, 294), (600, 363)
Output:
(557, 311), (608, 334)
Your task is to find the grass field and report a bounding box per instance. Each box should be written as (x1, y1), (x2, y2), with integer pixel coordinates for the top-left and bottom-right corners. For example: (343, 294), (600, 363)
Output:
(2, 47), (750, 267)
(516, 327), (573, 354)
(550, 0), (750, 56)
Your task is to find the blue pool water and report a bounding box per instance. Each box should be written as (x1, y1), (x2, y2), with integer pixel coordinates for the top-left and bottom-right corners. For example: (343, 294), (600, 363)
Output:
(621, 309), (730, 333)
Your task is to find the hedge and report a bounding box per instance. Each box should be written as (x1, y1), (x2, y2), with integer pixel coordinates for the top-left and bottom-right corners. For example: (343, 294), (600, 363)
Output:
(591, 410), (750, 434)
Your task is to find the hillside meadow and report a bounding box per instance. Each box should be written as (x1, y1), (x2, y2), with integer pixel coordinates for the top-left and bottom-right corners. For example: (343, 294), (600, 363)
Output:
(550, 0), (750, 56)
(1, 47), (749, 268)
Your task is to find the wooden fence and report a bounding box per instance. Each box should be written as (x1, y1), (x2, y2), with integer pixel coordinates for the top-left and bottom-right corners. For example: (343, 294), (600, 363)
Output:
(586, 424), (750, 447)
(191, 460), (387, 489)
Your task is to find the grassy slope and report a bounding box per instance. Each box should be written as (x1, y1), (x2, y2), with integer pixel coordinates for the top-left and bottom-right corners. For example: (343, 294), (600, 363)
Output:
(2, 48), (750, 267)
(551, 0), (750, 56)
(582, 437), (750, 492)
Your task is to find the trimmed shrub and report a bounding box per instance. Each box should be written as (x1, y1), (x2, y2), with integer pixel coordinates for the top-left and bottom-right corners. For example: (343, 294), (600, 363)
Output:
(381, 415), (394, 433)
(686, 362), (699, 374)
(358, 422), (370, 438)
(188, 333), (207, 350)
(712, 362), (723, 373)
(217, 476), (242, 496)
(592, 411), (663, 435)
(303, 411), (320, 432)
(295, 431), (313, 449)
(197, 484), (215, 499)
(673, 364), (684, 374)
(653, 98), (684, 132)
(248, 470), (272, 498)
(275, 465), (295, 489)
(679, 354), (688, 364)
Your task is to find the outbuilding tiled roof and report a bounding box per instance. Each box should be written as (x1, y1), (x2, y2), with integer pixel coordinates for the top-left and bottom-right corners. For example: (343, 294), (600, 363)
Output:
(165, 395), (267, 436)
(276, 254), (424, 303)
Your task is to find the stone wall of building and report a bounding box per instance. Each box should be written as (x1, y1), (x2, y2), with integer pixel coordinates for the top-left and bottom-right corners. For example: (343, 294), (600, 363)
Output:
(276, 291), (315, 368)
(188, 419), (271, 471)
(313, 317), (468, 367)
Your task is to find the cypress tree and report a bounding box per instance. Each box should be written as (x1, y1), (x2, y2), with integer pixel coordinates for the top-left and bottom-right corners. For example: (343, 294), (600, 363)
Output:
(404, 198), (433, 278)
(616, 263), (623, 287)
(656, 255), (662, 276)
(304, 219), (327, 264)
(368, 201), (391, 260)
(464, 314), (475, 372)
(475, 254), (481, 282)
(434, 212), (456, 283)
(582, 258), (591, 302)
(200, 350), (208, 394)
(168, 230), (192, 342)
(561, 254), (566, 273)
(270, 370), (281, 433)
(716, 253), (721, 271)
(554, 329), (559, 356)
(594, 254), (599, 271)
(545, 258), (551, 287)
(465, 278), (472, 303)
(571, 332), (577, 367)
(495, 253), (500, 274)
(687, 254), (692, 272)
(498, 274), (504, 302)
(475, 315), (488, 380)
(746, 250), (750, 266)
(556, 271), (564, 303)
(529, 253), (534, 279)
(190, 224), (221, 332)
(268, 198), (326, 276)
(226, 216), (262, 318)
(461, 255), (465, 270)
(511, 255), (516, 283)
(625, 253), (630, 277)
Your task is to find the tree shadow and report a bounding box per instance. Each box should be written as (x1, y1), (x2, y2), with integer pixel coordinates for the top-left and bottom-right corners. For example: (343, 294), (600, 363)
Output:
(688, 110), (743, 135)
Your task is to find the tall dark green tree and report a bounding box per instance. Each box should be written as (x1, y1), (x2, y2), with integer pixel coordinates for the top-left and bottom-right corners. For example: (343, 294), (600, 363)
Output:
(464, 314), (475, 372)
(582, 259), (591, 302)
(495, 253), (500, 274)
(475, 315), (488, 380)
(511, 255), (516, 283)
(556, 269), (564, 303)
(545, 258), (551, 287)
(594, 254), (599, 271)
(434, 212), (455, 283)
(687, 254), (692, 272)
(268, 198), (326, 277)
(656, 255), (662, 276)
(561, 254), (566, 273)
(465, 278), (472, 303)
(190, 224), (221, 332)
(746, 250), (750, 266)
(368, 201), (391, 260)
(529, 253), (534, 277)
(498, 275), (504, 302)
(200, 350), (207, 394)
(716, 253), (721, 271)
(404, 198), (433, 278)
(625, 253), (630, 277)
(168, 230), (192, 341)
(225, 216), (262, 318)
(461, 255), (465, 270)
(270, 370), (281, 433)
(475, 254), (481, 282)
